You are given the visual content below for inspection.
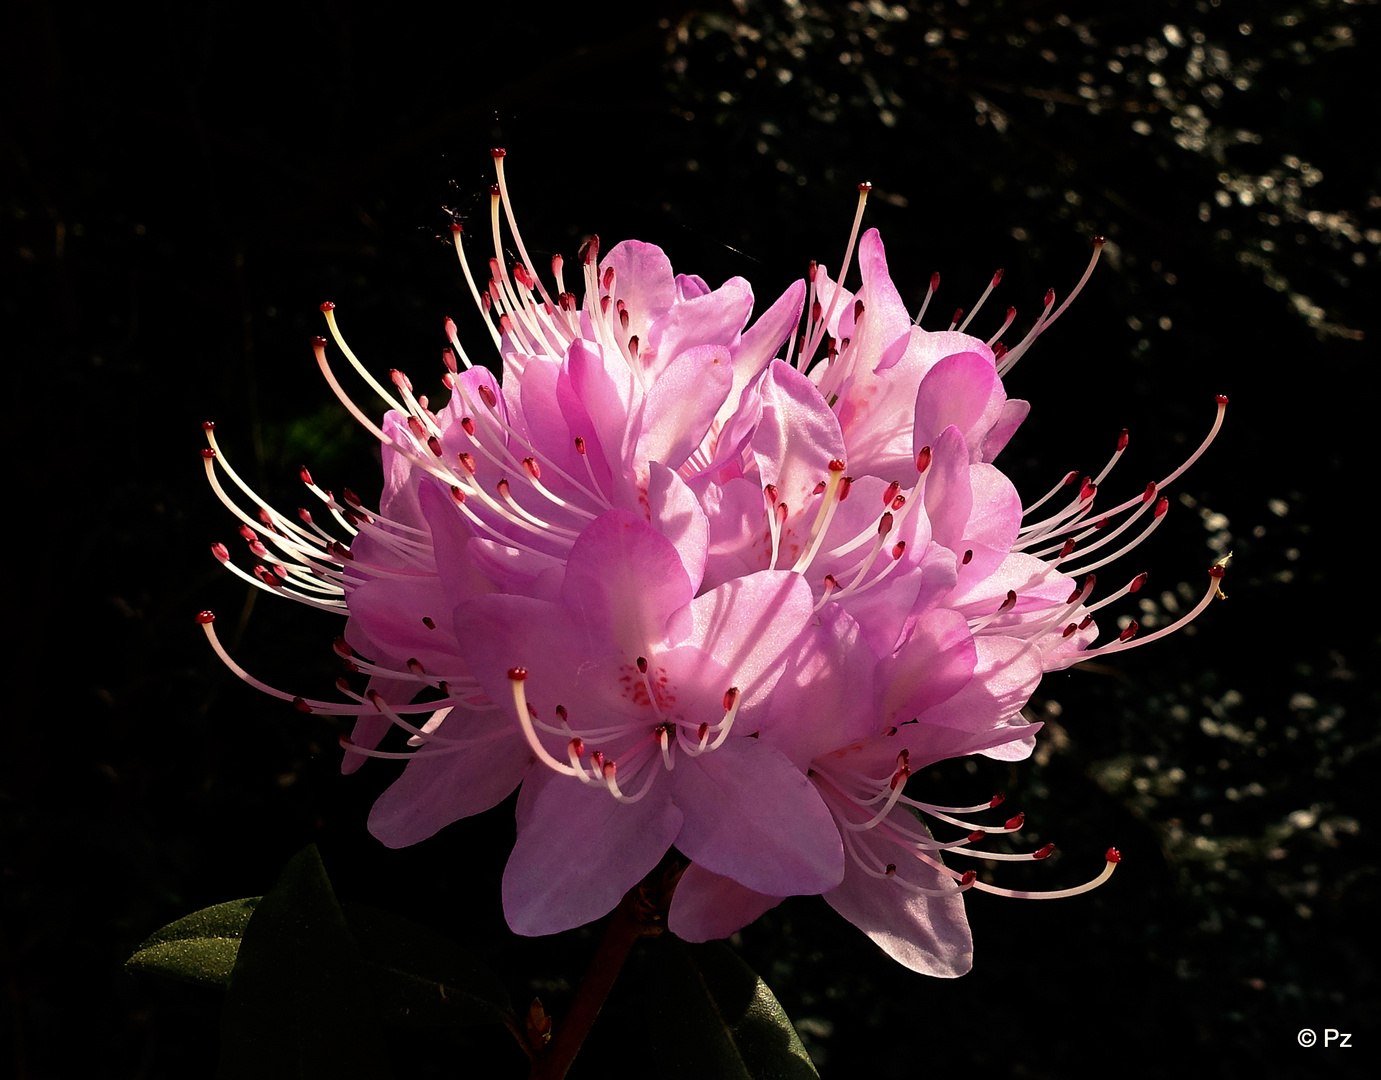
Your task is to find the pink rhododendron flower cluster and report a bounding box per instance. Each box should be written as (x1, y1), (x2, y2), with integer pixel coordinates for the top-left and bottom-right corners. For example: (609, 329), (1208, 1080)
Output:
(200, 151), (1226, 976)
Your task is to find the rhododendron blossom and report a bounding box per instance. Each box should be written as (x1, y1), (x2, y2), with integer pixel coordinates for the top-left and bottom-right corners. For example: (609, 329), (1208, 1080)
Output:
(198, 150), (1226, 976)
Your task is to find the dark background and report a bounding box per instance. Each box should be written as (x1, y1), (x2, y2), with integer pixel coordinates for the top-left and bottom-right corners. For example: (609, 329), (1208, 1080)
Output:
(4, 0), (1377, 1076)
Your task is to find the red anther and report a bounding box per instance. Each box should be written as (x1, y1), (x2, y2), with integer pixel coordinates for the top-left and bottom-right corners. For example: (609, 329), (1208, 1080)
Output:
(196, 610), (216, 624)
(211, 543), (230, 562)
(326, 540), (354, 561)
(828, 458), (846, 473)
(255, 566), (284, 588)
(776, 503), (790, 525)
(1043, 287), (1056, 307)
(960, 870), (978, 887)
(258, 508), (275, 526)
(1059, 538), (1077, 559)
(567, 737), (584, 759)
(601, 759), (617, 779)
(523, 457), (541, 479)
(450, 485), (465, 504)
(884, 726), (898, 737)
(201, 421), (217, 434)
(618, 309), (630, 332)
(1079, 614), (1095, 629)
(1033, 843), (1056, 860)
(319, 301), (336, 312)
(427, 436), (442, 457)
(1079, 478), (1097, 500)
(490, 147), (507, 160)
(507, 667), (529, 681)
(764, 484), (779, 506)
(992, 342), (1008, 360)
(574, 436), (587, 455)
(441, 372), (455, 390)
(1215, 394), (1229, 406)
(478, 384), (498, 410)
(837, 477), (853, 501)
(951, 307), (964, 325)
(1154, 496), (1169, 518)
(897, 749), (911, 766)
(1093, 235), (1107, 248)
(200, 447), (216, 460)
(437, 681), (450, 696)
(461, 417), (476, 435)
(722, 687), (740, 712)
(1208, 564), (1227, 580)
(858, 180), (873, 193)
(601, 266), (615, 292)
(406, 415), (425, 439)
(298, 508), (313, 524)
(891, 495), (906, 511)
(579, 235), (600, 266)
(311, 335), (328, 349)
(555, 705), (568, 723)
(891, 541), (906, 559)
(497, 478), (512, 498)
(407, 658), (426, 675)
(513, 263), (532, 288)
(929, 271), (941, 291)
(636, 656), (649, 674)
(389, 369), (413, 393)
(422, 616), (437, 630)
(366, 688), (385, 710)
(1130, 572), (1149, 592)
(1105, 847), (1123, 864)
(883, 481), (902, 506)
(962, 549), (974, 565)
(885, 863), (898, 876)
(821, 574), (838, 591)
(854, 299), (865, 322)
(1094, 516), (1110, 531)
(808, 259), (818, 282)
(628, 334), (639, 357)
(488, 184), (501, 198)
(1000, 590), (1018, 612)
(877, 513), (894, 537)
(916, 446), (933, 473)
(1118, 621), (1140, 642)
(342, 487), (362, 508)
(237, 524), (256, 542)
(449, 221), (462, 235)
(827, 337), (839, 360)
(1142, 481), (1157, 503)
(889, 766), (911, 791)
(293, 697), (312, 713)
(1005, 812), (1026, 830)
(991, 269), (1004, 286)
(811, 299), (823, 325)
(458, 453), (477, 474)
(968, 830), (986, 843)
(339, 734), (355, 748)
(1117, 429), (1130, 452)
(1066, 580), (1084, 604)
(812, 480), (827, 496)
(248, 540), (268, 558)
(1062, 623), (1078, 638)
(990, 793), (1006, 808)
(335, 676), (352, 693)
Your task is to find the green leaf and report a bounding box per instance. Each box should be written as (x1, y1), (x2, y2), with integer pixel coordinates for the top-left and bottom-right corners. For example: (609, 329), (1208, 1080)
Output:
(647, 937), (819, 1080)
(126, 897), (261, 988)
(343, 901), (518, 1038)
(216, 845), (394, 1080)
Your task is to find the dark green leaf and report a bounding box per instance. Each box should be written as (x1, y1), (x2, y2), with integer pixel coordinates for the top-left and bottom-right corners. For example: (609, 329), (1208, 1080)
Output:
(342, 901), (518, 1039)
(647, 937), (819, 1080)
(126, 897), (261, 988)
(216, 845), (393, 1080)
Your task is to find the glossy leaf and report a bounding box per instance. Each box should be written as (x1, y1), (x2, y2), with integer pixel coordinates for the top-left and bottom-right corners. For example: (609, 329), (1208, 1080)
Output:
(647, 937), (819, 1080)
(126, 897), (260, 988)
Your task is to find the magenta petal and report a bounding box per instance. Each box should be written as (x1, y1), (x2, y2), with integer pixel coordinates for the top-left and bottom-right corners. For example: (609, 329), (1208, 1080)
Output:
(668, 864), (783, 942)
(824, 849), (973, 977)
(671, 739), (844, 896)
(913, 350), (1005, 460)
(877, 608), (978, 726)
(503, 776), (684, 936)
(367, 719), (535, 847)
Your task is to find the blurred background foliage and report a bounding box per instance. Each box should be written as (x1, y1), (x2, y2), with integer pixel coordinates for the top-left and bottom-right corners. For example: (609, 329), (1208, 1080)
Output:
(4, 0), (1376, 1076)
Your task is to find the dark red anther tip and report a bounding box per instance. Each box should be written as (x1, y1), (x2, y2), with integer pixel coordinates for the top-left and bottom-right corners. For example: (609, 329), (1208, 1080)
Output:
(952, 307), (964, 325)
(211, 543), (229, 561)
(489, 184), (500, 197)
(929, 271), (941, 290)
(339, 735), (355, 747)
(1215, 394), (1229, 405)
(490, 147), (507, 159)
(960, 870), (978, 887)
(201, 420), (215, 431)
(916, 446), (932, 472)
(196, 610), (216, 624)
(962, 549), (973, 565)
(450, 221), (462, 234)
(1117, 428), (1130, 451)
(1105, 847), (1122, 864)
(877, 513), (894, 536)
(507, 667), (528, 681)
(990, 792), (1005, 807)
(1130, 572), (1148, 592)
(828, 458), (846, 472)
(574, 436), (587, 454)
(1154, 496), (1169, 517)
(1062, 623), (1078, 638)
(812, 480), (827, 496)
(722, 687), (740, 711)
(636, 656), (648, 674)
(319, 301), (336, 312)
(968, 830), (986, 843)
(992, 269), (1004, 286)
(1005, 812), (1025, 831)
(311, 335), (328, 349)
(422, 616), (436, 630)
(1044, 287), (1056, 306)
(891, 541), (906, 559)
(992, 341), (1009, 359)
(858, 180), (872, 192)
(293, 697), (312, 713)
(1033, 843), (1056, 860)
(1093, 235), (1106, 247)
(1208, 564), (1227, 579)
(1119, 621), (1140, 642)
(200, 448), (216, 459)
